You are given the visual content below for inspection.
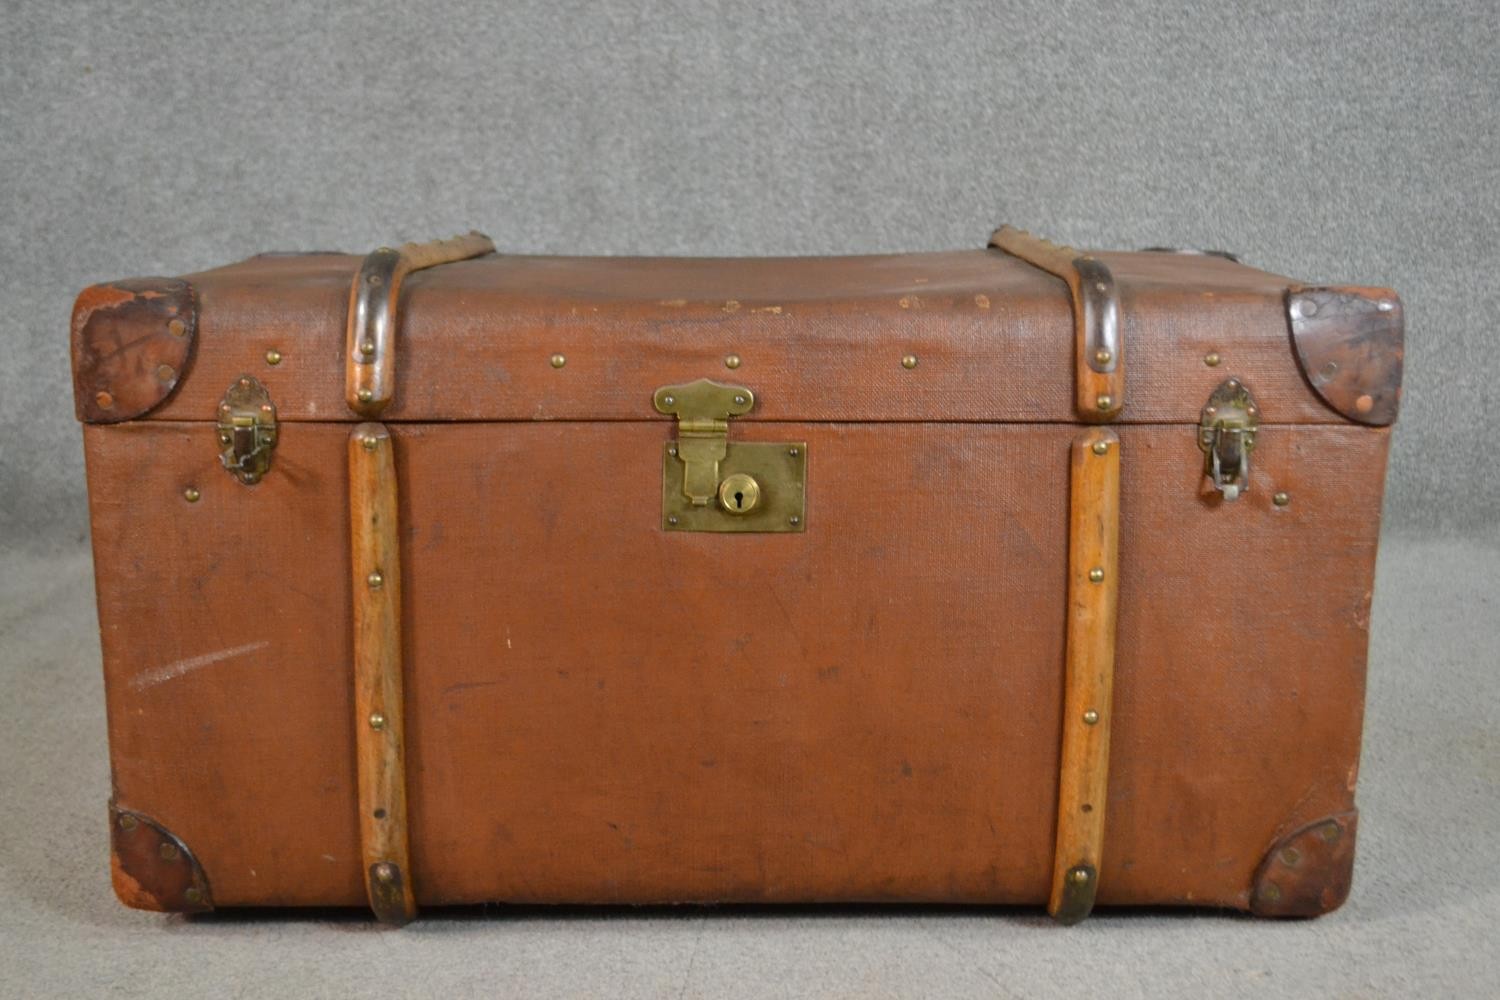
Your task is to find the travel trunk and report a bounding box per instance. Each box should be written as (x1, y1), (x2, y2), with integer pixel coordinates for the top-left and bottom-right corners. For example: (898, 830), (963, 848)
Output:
(72, 227), (1402, 924)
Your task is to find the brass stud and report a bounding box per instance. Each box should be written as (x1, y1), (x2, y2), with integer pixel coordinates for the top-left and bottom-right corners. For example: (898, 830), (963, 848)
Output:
(265, 349), (283, 365)
(184, 887), (203, 905)
(367, 571), (384, 590)
(361, 434), (379, 451)
(733, 394), (747, 406)
(1262, 883), (1282, 903)
(95, 390), (114, 409)
(725, 354), (741, 369)
(550, 354), (566, 369)
(167, 318), (187, 338)
(1273, 491), (1291, 507)
(156, 364), (176, 383)
(183, 487), (201, 503)
(788, 447), (799, 457)
(667, 515), (679, 526)
(1095, 394), (1113, 411)
(1281, 847), (1301, 866)
(789, 515), (801, 526)
(357, 388), (374, 403)
(667, 446), (678, 457)
(1204, 352), (1222, 367)
(369, 712), (387, 731)
(159, 843), (179, 862)
(118, 814), (138, 832)
(901, 354), (918, 369)
(1094, 349), (1112, 366)
(1070, 866), (1091, 884)
(1083, 709), (1100, 725)
(1321, 822), (1341, 843)
(1091, 440), (1109, 456)
(373, 862), (396, 883)
(1088, 567), (1105, 583)
(359, 340), (376, 356)
(663, 395), (675, 407)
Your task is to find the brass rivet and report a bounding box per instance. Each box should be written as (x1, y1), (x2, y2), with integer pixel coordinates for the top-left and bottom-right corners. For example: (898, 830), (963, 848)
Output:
(1070, 867), (1091, 884)
(667, 446), (678, 457)
(663, 395), (675, 406)
(239, 377), (251, 388)
(733, 394), (747, 406)
(667, 515), (679, 526)
(901, 354), (918, 369)
(367, 571), (384, 590)
(159, 843), (179, 862)
(550, 354), (566, 368)
(1094, 349), (1112, 366)
(789, 515), (801, 526)
(361, 434), (379, 450)
(184, 887), (202, 904)
(359, 340), (376, 356)
(725, 354), (741, 369)
(265, 349), (283, 365)
(373, 862), (396, 883)
(367, 273), (383, 286)
(369, 712), (387, 731)
(1321, 822), (1341, 843)
(1281, 847), (1301, 866)
(1262, 883), (1282, 903)
(156, 364), (176, 383)
(1083, 709), (1100, 725)
(166, 318), (187, 337)
(788, 447), (799, 457)
(1204, 352), (1222, 367)
(1088, 567), (1105, 583)
(118, 814), (138, 832)
(357, 388), (374, 403)
(1273, 491), (1291, 507)
(260, 403), (273, 414)
(95, 390), (114, 409)
(1095, 394), (1113, 411)
(183, 487), (201, 503)
(1091, 440), (1109, 456)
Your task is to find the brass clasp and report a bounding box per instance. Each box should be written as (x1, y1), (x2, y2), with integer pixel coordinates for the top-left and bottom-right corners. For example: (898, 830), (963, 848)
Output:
(653, 379), (806, 533)
(217, 375), (278, 485)
(1199, 378), (1259, 501)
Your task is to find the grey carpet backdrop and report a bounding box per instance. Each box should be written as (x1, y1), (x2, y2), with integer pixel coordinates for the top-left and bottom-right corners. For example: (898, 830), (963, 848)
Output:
(3, 0), (1497, 552)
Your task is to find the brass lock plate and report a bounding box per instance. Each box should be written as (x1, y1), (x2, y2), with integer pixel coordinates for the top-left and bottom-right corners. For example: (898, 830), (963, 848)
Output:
(654, 378), (805, 533)
(662, 440), (806, 533)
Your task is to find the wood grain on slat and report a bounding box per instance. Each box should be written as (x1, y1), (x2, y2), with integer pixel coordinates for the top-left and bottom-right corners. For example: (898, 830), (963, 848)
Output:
(349, 422), (417, 924)
(1049, 427), (1120, 923)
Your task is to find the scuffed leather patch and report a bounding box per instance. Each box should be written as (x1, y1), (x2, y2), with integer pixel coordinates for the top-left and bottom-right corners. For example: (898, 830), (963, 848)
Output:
(1287, 287), (1403, 426)
(72, 278), (198, 423)
(1251, 809), (1358, 918)
(109, 804), (213, 913)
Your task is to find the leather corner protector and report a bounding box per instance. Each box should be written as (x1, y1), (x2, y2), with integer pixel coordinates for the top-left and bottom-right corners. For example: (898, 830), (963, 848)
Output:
(1287, 286), (1403, 426)
(1250, 809), (1357, 918)
(109, 804), (213, 914)
(72, 277), (198, 424)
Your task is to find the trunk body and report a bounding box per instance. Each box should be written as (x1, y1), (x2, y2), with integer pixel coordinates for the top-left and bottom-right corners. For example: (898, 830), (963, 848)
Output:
(75, 242), (1399, 917)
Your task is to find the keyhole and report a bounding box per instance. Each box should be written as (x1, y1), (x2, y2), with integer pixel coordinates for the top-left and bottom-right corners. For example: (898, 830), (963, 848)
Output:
(717, 473), (761, 515)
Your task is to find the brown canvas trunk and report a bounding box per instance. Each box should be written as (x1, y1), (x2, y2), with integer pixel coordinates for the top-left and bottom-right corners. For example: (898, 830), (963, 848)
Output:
(72, 228), (1402, 924)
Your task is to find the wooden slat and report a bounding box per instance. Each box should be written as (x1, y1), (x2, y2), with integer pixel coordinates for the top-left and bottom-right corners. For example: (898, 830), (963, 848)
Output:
(1049, 426), (1121, 923)
(991, 225), (1125, 422)
(349, 422), (417, 924)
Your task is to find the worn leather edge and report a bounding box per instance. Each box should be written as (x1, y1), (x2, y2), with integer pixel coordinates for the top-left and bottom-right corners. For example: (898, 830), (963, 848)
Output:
(72, 278), (198, 423)
(1286, 286), (1404, 426)
(1250, 809), (1358, 918)
(109, 803), (214, 914)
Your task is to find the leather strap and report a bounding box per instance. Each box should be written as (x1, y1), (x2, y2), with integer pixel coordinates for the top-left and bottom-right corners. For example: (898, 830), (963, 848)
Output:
(1049, 427), (1121, 923)
(345, 232), (495, 416)
(989, 225), (1124, 421)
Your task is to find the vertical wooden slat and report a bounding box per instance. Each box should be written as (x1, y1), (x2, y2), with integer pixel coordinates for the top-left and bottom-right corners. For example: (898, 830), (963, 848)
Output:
(1049, 427), (1121, 924)
(349, 422), (417, 924)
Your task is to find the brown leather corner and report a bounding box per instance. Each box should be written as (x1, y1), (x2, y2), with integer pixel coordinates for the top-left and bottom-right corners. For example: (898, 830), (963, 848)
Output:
(1251, 809), (1358, 918)
(1286, 286), (1403, 426)
(109, 804), (213, 913)
(72, 278), (198, 423)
